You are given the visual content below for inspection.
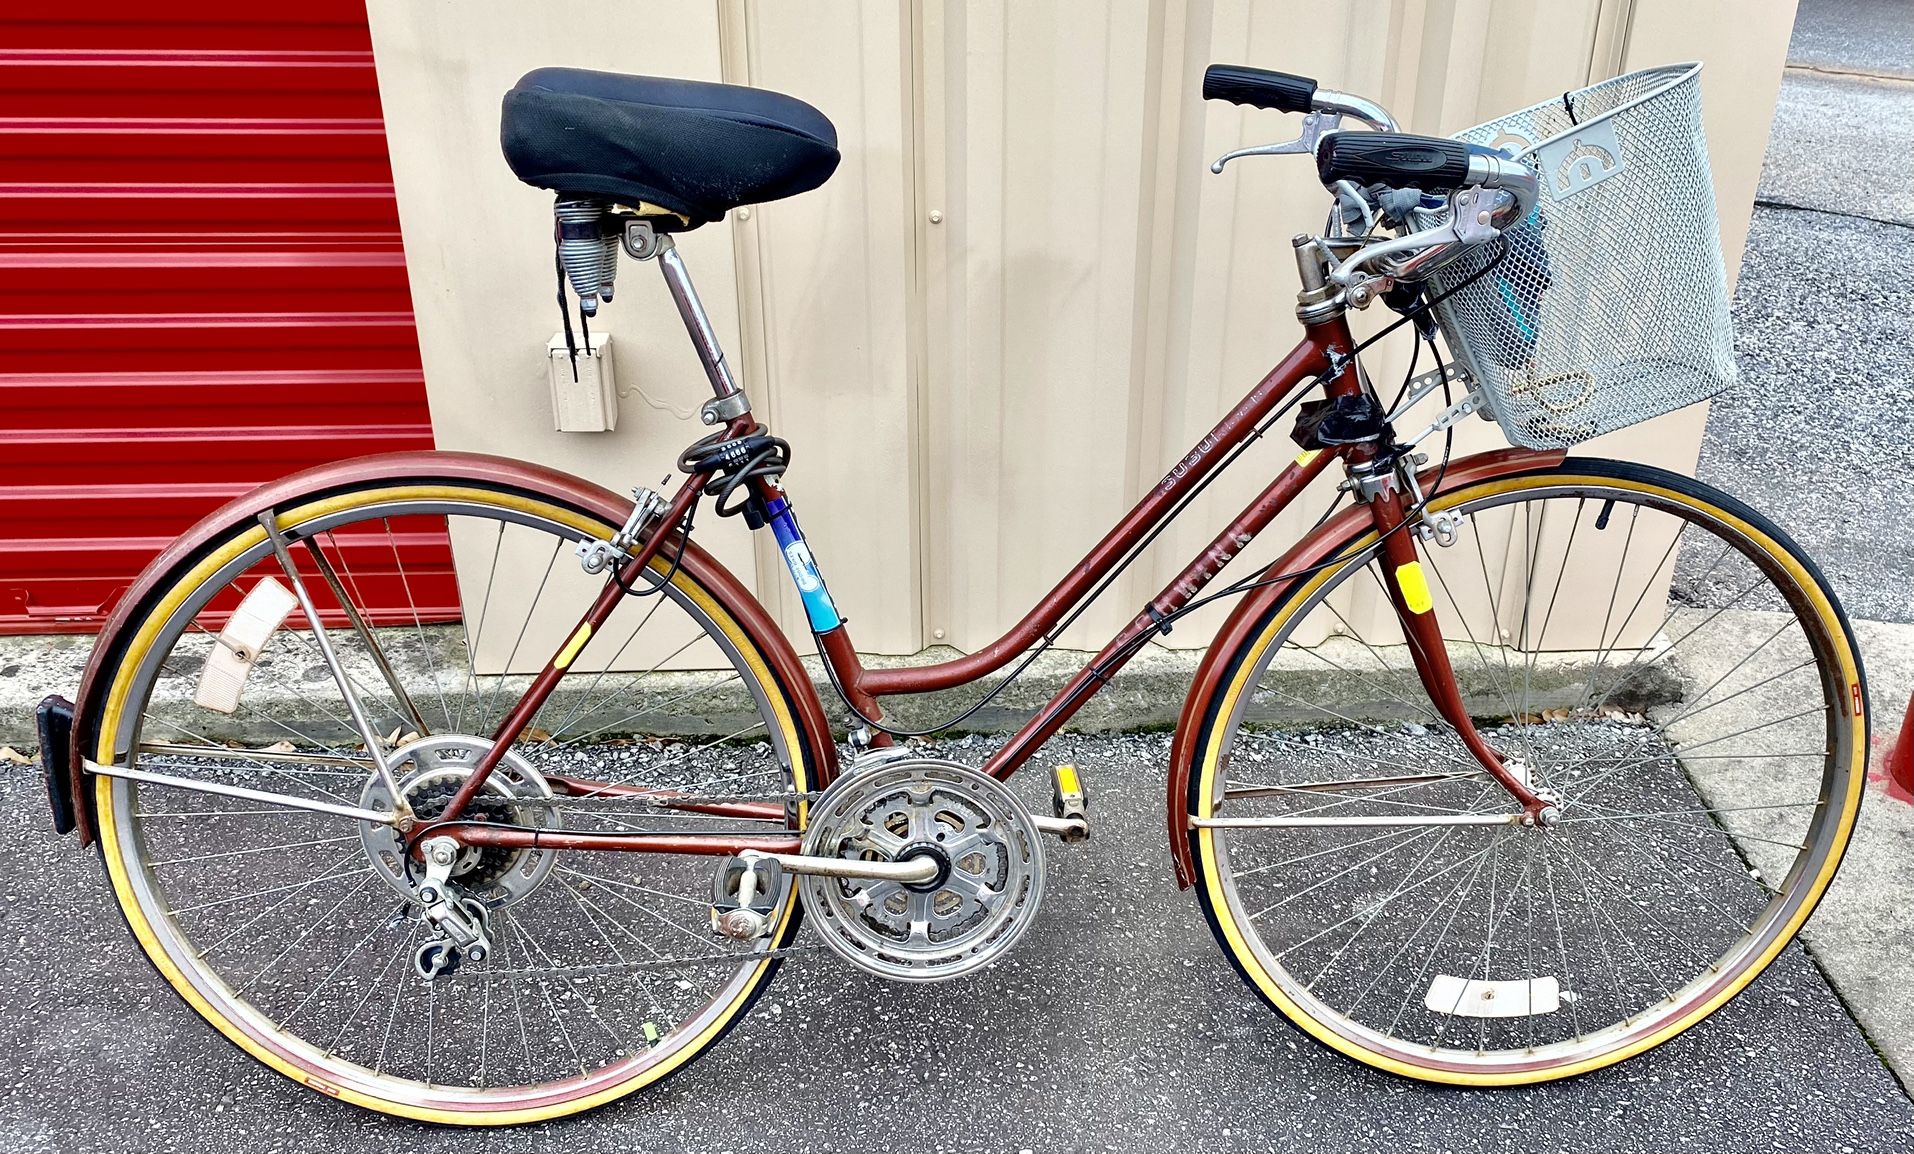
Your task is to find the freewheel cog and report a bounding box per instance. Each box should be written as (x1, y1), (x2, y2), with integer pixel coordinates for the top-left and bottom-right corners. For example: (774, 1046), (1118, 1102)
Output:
(358, 734), (563, 908)
(799, 758), (1044, 982)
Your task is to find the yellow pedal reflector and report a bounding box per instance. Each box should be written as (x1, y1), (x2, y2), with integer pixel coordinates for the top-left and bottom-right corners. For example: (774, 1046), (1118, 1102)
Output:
(553, 622), (593, 670)
(1055, 764), (1081, 797)
(1394, 561), (1433, 615)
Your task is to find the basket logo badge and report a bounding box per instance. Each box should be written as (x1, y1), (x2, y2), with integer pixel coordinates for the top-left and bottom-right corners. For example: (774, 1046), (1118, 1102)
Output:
(1536, 119), (1624, 200)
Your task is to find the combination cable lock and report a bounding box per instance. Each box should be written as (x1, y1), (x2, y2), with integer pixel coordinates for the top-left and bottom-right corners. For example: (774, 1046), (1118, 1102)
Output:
(679, 426), (792, 526)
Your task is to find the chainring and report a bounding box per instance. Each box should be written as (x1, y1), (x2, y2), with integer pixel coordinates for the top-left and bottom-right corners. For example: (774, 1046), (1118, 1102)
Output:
(799, 758), (1044, 982)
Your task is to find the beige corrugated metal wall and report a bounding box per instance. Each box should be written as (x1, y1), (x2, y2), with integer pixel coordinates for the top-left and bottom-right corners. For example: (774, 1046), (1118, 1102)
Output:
(366, 0), (1796, 662)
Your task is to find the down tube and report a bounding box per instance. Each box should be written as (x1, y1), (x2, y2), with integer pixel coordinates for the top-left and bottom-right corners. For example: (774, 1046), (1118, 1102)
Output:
(849, 328), (1345, 701)
(982, 446), (1344, 780)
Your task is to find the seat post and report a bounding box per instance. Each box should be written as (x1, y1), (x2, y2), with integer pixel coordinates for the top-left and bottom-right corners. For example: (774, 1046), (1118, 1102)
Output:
(650, 234), (745, 407)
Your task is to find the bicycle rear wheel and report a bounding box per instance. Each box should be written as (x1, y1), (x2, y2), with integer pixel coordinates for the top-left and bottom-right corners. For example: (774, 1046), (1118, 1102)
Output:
(83, 476), (821, 1123)
(1186, 458), (1865, 1083)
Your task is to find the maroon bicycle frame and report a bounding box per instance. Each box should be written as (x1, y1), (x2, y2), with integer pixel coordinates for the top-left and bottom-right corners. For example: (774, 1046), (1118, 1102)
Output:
(423, 305), (1546, 857)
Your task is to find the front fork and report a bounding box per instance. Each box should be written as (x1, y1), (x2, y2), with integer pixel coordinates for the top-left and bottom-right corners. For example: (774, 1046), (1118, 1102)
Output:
(1360, 457), (1548, 818)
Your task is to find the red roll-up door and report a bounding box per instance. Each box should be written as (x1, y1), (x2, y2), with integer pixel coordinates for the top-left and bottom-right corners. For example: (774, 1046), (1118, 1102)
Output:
(0, 1), (446, 634)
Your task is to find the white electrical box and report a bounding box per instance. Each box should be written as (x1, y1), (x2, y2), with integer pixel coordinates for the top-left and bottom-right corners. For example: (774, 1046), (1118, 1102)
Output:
(547, 331), (618, 432)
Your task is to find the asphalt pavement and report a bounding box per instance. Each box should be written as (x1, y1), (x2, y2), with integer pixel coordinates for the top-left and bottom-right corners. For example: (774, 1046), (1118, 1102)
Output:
(2, 732), (1911, 1154)
(1783, 0), (1914, 80)
(1695, 5), (1914, 626)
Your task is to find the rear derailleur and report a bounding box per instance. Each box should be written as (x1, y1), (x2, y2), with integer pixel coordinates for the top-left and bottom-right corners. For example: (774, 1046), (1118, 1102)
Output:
(410, 834), (494, 979)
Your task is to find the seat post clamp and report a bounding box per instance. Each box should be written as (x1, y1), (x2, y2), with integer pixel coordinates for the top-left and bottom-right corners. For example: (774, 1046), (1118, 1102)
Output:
(701, 391), (752, 426)
(621, 218), (664, 261)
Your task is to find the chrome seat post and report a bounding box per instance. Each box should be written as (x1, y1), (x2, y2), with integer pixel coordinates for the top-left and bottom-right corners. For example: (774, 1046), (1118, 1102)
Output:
(654, 237), (741, 402)
(619, 220), (750, 423)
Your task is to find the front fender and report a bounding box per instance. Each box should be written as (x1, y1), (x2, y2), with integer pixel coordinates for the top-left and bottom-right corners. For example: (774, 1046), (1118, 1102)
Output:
(66, 450), (837, 846)
(1164, 447), (1564, 888)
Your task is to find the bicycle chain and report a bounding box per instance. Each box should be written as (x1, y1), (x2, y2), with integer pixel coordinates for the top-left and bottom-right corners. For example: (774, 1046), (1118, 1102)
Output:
(444, 942), (825, 984)
(511, 788), (823, 810)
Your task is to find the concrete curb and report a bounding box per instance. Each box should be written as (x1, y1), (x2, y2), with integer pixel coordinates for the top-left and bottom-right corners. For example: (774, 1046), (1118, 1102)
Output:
(0, 628), (1678, 748)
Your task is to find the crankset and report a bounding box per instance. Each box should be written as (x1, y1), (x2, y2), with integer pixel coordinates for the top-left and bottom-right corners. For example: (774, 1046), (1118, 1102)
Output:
(797, 758), (1045, 982)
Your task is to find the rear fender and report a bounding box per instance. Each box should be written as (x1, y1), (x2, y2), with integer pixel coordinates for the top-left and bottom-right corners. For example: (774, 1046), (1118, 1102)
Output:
(1164, 448), (1564, 887)
(66, 450), (837, 846)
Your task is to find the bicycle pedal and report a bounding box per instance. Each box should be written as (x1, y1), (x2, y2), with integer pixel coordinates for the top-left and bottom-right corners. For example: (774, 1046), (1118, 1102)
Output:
(1049, 764), (1090, 844)
(709, 855), (782, 940)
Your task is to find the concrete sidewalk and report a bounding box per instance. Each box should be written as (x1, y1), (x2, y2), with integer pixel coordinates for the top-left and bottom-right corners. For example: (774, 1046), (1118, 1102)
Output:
(1667, 610), (1914, 1093)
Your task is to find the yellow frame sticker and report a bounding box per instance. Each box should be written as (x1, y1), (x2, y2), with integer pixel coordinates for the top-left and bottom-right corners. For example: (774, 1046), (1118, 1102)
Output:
(553, 622), (593, 669)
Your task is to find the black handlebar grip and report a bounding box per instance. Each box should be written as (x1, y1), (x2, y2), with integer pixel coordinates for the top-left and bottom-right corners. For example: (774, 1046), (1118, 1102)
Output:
(1315, 132), (1472, 192)
(1202, 65), (1317, 114)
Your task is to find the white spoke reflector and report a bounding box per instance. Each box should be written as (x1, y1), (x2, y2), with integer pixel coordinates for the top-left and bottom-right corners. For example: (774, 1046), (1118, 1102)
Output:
(1424, 974), (1561, 1018)
(195, 576), (298, 714)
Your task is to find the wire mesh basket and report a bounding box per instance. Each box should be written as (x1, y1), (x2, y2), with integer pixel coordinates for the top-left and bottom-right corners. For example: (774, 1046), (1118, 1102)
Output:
(1427, 63), (1736, 449)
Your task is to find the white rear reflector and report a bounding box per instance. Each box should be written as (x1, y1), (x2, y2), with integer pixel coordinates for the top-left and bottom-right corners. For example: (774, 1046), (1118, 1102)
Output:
(193, 576), (298, 714)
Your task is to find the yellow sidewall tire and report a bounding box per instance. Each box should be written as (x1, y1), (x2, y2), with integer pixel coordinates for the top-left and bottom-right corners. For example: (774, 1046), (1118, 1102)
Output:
(1187, 463), (1867, 1086)
(89, 483), (818, 1125)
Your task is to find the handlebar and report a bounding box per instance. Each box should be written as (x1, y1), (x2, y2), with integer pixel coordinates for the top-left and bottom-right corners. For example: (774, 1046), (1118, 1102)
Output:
(1202, 64), (1398, 131)
(1203, 65), (1540, 290)
(1316, 133), (1470, 190)
(1317, 132), (1537, 214)
(1201, 65), (1316, 114)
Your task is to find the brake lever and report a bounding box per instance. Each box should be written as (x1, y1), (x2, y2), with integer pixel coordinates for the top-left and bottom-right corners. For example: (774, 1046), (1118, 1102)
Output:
(1209, 111), (1342, 173)
(1329, 186), (1519, 285)
(1329, 219), (1464, 285)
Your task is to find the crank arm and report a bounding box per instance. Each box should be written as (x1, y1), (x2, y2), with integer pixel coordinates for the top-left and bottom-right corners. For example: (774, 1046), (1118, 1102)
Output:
(739, 849), (939, 884)
(1033, 813), (1090, 840)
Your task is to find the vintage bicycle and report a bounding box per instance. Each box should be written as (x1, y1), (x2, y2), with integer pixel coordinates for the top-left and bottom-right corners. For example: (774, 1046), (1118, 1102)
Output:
(36, 60), (1867, 1123)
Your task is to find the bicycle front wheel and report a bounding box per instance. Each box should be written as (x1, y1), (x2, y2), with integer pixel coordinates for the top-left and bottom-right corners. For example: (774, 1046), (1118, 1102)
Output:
(1186, 458), (1865, 1084)
(83, 475), (822, 1123)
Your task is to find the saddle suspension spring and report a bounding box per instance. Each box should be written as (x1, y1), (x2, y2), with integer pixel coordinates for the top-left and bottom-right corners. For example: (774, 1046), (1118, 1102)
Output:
(554, 196), (619, 315)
